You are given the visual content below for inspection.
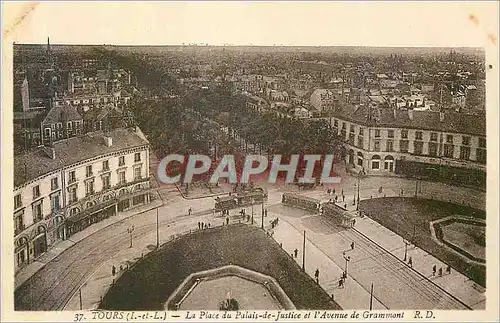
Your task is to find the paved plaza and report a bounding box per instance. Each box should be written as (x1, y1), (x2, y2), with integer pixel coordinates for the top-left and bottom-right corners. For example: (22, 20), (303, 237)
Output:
(15, 160), (487, 311)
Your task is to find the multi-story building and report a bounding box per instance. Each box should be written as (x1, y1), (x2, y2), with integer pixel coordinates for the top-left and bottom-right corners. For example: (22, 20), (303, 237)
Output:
(40, 104), (83, 145)
(328, 105), (486, 187)
(310, 89), (337, 112)
(13, 127), (151, 273)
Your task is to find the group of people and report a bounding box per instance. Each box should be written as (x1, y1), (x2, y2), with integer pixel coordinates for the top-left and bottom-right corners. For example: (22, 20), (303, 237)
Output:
(198, 221), (211, 230)
(432, 264), (452, 277)
(221, 209), (230, 216)
(270, 218), (279, 229)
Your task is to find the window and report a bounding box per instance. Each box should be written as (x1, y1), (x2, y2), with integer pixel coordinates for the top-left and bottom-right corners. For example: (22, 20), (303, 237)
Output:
(444, 144), (454, 158)
(349, 125), (355, 133)
(102, 175), (111, 190)
(430, 132), (438, 142)
(333, 119), (338, 128)
(386, 140), (394, 152)
(375, 129), (381, 138)
(32, 203), (43, 223)
(446, 134), (453, 143)
(374, 140), (381, 151)
(119, 156), (125, 166)
(400, 140), (409, 153)
(14, 194), (22, 209)
(102, 160), (109, 171)
(460, 146), (471, 160)
(51, 194), (60, 214)
(33, 185), (40, 199)
(371, 156), (381, 170)
(119, 171), (126, 184)
(86, 165), (93, 177)
(387, 130), (394, 138)
(69, 187), (78, 204)
(134, 166), (142, 180)
(85, 180), (95, 196)
(415, 131), (423, 140)
(68, 171), (76, 183)
(359, 127), (364, 136)
(479, 137), (486, 148)
(349, 133), (355, 145)
(414, 141), (423, 155)
(51, 177), (58, 190)
(476, 148), (486, 164)
(401, 130), (408, 139)
(357, 136), (363, 148)
(462, 136), (470, 146)
(428, 142), (438, 156)
(15, 213), (24, 234)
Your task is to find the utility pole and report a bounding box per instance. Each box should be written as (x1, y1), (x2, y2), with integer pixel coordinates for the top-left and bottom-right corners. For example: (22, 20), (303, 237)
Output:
(356, 174), (360, 211)
(302, 230), (306, 271)
(156, 209), (159, 248)
(261, 196), (264, 230)
(79, 288), (83, 310)
(369, 283), (374, 310)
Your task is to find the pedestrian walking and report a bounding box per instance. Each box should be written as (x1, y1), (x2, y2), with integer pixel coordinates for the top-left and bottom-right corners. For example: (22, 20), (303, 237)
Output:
(344, 203), (347, 209)
(333, 189), (336, 194)
(351, 242), (355, 250)
(294, 248), (298, 258)
(352, 219), (356, 227)
(446, 265), (451, 274)
(315, 269), (320, 283)
(438, 267), (443, 276)
(432, 265), (437, 276)
(408, 257), (413, 267)
(198, 222), (201, 229)
(342, 195), (345, 202)
(342, 271), (347, 279)
(112, 265), (116, 276)
(208, 223), (211, 228)
(335, 195), (338, 202)
(226, 217), (229, 225)
(265, 209), (268, 217)
(327, 189), (331, 195)
(338, 278), (344, 289)
(341, 189), (344, 195)
(188, 207), (192, 216)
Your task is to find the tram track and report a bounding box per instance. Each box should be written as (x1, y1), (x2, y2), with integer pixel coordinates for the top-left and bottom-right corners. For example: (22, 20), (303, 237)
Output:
(15, 209), (214, 311)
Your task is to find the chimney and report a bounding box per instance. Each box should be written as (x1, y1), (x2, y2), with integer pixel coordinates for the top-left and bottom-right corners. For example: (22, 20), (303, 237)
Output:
(439, 112), (445, 122)
(408, 109), (414, 120)
(42, 146), (56, 159)
(104, 135), (113, 147)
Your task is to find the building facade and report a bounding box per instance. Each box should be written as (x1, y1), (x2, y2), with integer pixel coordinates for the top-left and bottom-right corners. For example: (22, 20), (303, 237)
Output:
(13, 127), (151, 273)
(328, 106), (486, 183)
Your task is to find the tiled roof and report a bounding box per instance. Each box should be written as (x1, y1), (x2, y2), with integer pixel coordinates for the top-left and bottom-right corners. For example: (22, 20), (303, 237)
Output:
(330, 104), (485, 136)
(14, 127), (149, 188)
(42, 104), (82, 125)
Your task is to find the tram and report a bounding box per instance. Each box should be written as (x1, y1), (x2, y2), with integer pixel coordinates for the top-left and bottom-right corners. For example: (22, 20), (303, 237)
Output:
(214, 188), (268, 212)
(281, 193), (321, 213)
(321, 202), (355, 228)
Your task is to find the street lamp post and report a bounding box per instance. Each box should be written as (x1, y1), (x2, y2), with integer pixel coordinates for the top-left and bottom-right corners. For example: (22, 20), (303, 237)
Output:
(127, 225), (135, 248)
(251, 198), (254, 225)
(343, 252), (351, 277)
(403, 238), (411, 262)
(356, 174), (361, 211)
(156, 209), (159, 248)
(261, 195), (264, 230)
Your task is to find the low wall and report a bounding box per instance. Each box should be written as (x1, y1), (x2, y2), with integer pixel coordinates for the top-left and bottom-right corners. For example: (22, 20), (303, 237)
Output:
(165, 265), (296, 310)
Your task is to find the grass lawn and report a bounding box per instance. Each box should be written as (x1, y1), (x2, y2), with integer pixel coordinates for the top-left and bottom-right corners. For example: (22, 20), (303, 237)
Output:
(359, 197), (486, 287)
(100, 224), (340, 310)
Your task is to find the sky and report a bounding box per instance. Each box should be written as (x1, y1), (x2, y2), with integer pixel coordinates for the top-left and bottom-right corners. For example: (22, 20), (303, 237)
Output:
(2, 2), (498, 48)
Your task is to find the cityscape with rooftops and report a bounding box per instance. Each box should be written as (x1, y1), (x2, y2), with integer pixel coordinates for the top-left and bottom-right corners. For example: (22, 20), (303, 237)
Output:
(11, 38), (487, 314)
